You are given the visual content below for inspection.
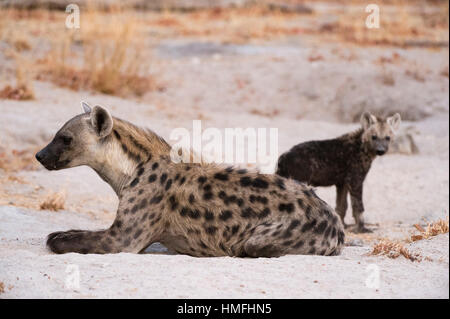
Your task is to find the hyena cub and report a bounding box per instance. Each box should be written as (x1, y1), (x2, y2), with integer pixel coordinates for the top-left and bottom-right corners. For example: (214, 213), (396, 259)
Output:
(35, 102), (345, 257)
(276, 112), (401, 233)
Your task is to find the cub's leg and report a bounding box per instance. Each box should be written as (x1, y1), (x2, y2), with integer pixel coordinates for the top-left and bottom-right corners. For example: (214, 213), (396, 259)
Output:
(335, 184), (348, 227)
(348, 183), (372, 233)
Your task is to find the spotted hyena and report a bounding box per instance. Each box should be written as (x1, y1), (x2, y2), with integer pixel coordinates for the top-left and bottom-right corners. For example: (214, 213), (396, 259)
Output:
(276, 112), (401, 233)
(35, 102), (345, 257)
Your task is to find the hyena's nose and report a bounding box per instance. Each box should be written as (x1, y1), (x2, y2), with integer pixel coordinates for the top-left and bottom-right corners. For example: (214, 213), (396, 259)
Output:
(35, 151), (44, 163)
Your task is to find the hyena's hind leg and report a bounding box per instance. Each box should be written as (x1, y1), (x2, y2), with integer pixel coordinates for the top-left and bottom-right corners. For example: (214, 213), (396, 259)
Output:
(242, 216), (345, 257)
(242, 223), (287, 258)
(46, 219), (155, 254)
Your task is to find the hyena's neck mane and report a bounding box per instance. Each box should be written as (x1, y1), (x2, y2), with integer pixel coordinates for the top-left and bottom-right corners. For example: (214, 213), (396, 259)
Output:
(112, 117), (171, 162)
(92, 117), (171, 196)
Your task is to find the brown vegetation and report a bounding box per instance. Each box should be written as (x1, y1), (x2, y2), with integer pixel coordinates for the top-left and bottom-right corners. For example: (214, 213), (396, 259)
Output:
(411, 217), (449, 242)
(39, 191), (66, 211)
(371, 239), (422, 262)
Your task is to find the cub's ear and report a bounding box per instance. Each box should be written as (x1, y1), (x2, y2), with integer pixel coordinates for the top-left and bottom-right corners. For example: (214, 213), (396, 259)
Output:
(81, 101), (92, 114)
(90, 105), (113, 138)
(360, 112), (377, 130)
(387, 113), (401, 131)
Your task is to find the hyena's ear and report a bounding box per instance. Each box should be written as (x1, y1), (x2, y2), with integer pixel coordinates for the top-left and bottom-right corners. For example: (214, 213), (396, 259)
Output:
(81, 101), (92, 114)
(361, 112), (377, 130)
(90, 105), (113, 138)
(387, 113), (401, 131)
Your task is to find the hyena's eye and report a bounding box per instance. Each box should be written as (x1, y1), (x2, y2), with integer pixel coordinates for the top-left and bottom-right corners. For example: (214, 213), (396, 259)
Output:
(385, 136), (391, 141)
(62, 136), (73, 146)
(371, 135), (378, 140)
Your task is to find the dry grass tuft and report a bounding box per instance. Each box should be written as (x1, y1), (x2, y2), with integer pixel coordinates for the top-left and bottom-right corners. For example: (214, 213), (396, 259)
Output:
(0, 282), (4, 294)
(39, 191), (66, 211)
(411, 217), (449, 242)
(371, 239), (421, 262)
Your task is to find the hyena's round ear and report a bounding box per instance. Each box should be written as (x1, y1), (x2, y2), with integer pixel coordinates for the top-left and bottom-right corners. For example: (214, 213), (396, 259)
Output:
(387, 113), (401, 131)
(81, 101), (92, 114)
(91, 105), (113, 138)
(360, 112), (377, 130)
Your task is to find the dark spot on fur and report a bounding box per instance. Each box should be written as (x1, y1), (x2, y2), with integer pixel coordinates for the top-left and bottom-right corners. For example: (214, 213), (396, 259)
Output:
(113, 130), (121, 140)
(219, 210), (233, 221)
(137, 167), (145, 176)
(189, 194), (196, 204)
(160, 173), (167, 185)
(165, 179), (172, 191)
(205, 226), (217, 235)
(148, 174), (157, 183)
(204, 210), (215, 221)
(218, 191), (226, 199)
(237, 169), (247, 174)
(198, 176), (207, 184)
(188, 209), (201, 219)
(152, 162), (159, 170)
(294, 240), (304, 249)
(301, 219), (317, 232)
(241, 207), (256, 218)
(240, 176), (252, 187)
(214, 172), (229, 181)
(203, 192), (214, 200)
(179, 176), (186, 185)
(309, 239), (316, 246)
(130, 178), (139, 187)
(315, 220), (328, 235)
(169, 195), (178, 211)
(133, 229), (143, 239)
(180, 208), (188, 217)
(275, 177), (286, 190)
(259, 207), (271, 218)
(150, 195), (163, 204)
(139, 198), (148, 209)
(231, 225), (240, 235)
(252, 178), (268, 189)
(279, 203), (295, 214)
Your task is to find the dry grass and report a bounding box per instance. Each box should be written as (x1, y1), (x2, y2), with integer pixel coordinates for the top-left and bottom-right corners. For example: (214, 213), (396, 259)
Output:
(0, 51), (35, 100)
(39, 191), (66, 211)
(35, 5), (156, 97)
(0, 147), (40, 172)
(411, 217), (449, 242)
(0, 281), (4, 294)
(371, 239), (422, 262)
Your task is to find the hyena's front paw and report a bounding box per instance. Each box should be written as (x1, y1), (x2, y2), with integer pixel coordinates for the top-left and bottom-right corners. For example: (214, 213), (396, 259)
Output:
(46, 230), (88, 254)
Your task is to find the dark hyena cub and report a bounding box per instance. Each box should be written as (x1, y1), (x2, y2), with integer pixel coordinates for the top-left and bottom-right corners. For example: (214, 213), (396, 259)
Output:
(276, 112), (401, 233)
(35, 102), (345, 257)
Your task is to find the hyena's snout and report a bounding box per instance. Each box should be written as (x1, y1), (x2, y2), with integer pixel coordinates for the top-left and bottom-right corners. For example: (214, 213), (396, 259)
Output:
(35, 142), (71, 170)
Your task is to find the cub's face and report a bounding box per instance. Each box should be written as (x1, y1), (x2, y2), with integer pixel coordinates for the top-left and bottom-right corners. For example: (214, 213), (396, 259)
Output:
(361, 112), (401, 156)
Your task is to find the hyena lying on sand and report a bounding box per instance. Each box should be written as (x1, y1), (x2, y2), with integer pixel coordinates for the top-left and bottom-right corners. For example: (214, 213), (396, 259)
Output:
(277, 112), (401, 233)
(35, 102), (344, 257)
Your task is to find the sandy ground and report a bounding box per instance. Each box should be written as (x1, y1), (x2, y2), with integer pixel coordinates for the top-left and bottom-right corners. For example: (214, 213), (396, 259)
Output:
(0, 29), (449, 298)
